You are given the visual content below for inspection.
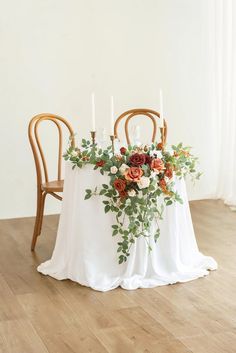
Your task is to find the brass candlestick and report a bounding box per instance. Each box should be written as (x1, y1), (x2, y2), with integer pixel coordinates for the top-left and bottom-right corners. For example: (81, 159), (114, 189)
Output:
(90, 131), (96, 145)
(160, 126), (165, 148)
(110, 135), (115, 154)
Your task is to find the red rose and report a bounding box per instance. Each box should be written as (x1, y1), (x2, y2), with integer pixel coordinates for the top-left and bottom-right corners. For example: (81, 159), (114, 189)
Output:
(165, 169), (173, 179)
(157, 142), (163, 150)
(120, 147), (127, 155)
(159, 178), (166, 189)
(124, 167), (143, 182)
(151, 158), (165, 172)
(114, 178), (126, 192)
(129, 153), (146, 167)
(119, 190), (128, 199)
(96, 160), (105, 167)
(145, 154), (152, 165)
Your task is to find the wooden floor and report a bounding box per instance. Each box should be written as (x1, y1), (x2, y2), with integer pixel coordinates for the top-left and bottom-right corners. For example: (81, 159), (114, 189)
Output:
(0, 200), (235, 353)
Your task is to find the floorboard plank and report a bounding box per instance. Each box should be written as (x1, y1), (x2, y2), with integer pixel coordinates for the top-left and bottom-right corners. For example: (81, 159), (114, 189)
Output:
(0, 200), (235, 352)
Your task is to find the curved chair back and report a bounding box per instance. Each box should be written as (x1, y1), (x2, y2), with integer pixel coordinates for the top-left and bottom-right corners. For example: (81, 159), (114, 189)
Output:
(28, 113), (75, 188)
(114, 108), (167, 145)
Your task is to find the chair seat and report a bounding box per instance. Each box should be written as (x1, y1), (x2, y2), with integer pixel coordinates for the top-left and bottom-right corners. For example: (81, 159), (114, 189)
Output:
(41, 180), (64, 192)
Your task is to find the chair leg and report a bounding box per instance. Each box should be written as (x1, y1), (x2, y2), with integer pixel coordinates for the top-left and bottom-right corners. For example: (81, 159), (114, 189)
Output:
(31, 190), (44, 251)
(38, 192), (46, 236)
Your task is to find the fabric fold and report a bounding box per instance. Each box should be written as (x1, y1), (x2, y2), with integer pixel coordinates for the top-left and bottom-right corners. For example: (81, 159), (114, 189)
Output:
(38, 164), (217, 292)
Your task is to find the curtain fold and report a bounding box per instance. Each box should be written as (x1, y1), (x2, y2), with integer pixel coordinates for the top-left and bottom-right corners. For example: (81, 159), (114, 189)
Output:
(213, 0), (236, 205)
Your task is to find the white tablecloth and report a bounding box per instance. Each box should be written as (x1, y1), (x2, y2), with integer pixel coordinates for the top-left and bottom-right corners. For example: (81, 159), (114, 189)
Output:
(38, 163), (217, 291)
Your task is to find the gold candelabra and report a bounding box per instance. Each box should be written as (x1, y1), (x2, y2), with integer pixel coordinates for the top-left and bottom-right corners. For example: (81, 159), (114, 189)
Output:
(90, 131), (96, 145)
(160, 126), (165, 148)
(110, 135), (115, 154)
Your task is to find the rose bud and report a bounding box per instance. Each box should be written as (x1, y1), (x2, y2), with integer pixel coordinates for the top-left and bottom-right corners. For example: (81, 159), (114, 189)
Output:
(120, 147), (127, 155)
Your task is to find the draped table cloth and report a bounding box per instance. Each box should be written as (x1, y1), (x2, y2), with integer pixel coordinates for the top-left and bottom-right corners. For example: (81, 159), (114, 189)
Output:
(38, 163), (217, 292)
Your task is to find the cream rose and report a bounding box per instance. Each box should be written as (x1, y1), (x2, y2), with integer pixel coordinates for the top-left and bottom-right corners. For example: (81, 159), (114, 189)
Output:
(119, 163), (129, 175)
(110, 166), (118, 174)
(128, 189), (136, 197)
(71, 150), (78, 157)
(137, 176), (150, 189)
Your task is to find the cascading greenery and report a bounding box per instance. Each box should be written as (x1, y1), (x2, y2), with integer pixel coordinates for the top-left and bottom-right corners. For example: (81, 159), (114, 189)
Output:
(64, 140), (200, 264)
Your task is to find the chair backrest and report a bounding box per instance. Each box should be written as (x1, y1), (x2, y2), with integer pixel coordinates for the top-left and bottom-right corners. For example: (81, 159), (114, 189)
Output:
(28, 113), (75, 186)
(114, 108), (167, 145)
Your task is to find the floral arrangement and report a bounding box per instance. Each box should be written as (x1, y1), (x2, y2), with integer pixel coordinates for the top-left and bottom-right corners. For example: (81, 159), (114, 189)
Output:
(64, 140), (201, 264)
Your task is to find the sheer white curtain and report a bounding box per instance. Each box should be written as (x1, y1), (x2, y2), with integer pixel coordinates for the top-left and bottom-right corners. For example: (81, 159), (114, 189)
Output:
(211, 0), (236, 205)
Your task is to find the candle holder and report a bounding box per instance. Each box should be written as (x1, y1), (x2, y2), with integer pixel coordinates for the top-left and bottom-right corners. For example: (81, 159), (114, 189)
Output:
(110, 135), (115, 154)
(90, 131), (96, 145)
(160, 126), (165, 149)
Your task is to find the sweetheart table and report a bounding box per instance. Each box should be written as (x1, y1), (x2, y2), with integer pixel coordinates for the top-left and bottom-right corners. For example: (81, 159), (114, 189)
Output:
(37, 163), (217, 292)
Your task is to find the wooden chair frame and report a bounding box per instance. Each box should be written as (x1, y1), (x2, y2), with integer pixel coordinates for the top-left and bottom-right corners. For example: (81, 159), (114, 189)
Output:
(114, 108), (167, 145)
(28, 113), (74, 251)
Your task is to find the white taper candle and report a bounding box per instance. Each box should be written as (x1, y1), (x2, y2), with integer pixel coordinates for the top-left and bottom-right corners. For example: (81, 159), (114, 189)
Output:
(91, 92), (96, 131)
(159, 89), (164, 128)
(110, 95), (114, 135)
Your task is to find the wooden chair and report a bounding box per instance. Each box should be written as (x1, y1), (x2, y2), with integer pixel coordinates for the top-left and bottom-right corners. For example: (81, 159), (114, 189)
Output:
(28, 113), (75, 251)
(114, 108), (167, 145)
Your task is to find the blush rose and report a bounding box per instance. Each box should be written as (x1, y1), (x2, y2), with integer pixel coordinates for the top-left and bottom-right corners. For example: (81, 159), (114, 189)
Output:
(150, 158), (165, 172)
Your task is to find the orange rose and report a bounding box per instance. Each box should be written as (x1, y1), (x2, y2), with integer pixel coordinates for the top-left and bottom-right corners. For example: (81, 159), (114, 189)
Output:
(124, 167), (143, 182)
(182, 150), (190, 157)
(119, 190), (128, 199)
(159, 178), (166, 190)
(151, 158), (165, 172)
(156, 142), (163, 150)
(165, 169), (173, 179)
(114, 178), (126, 192)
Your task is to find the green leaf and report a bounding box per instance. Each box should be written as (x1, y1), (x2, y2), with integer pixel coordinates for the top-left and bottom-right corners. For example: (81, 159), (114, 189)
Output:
(154, 229), (160, 242)
(105, 205), (111, 213)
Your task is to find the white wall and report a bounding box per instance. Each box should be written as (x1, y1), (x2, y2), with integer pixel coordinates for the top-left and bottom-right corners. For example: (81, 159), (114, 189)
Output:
(0, 0), (217, 219)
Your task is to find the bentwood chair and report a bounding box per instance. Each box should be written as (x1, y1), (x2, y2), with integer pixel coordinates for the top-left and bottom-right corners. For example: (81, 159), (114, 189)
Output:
(114, 108), (167, 145)
(28, 114), (75, 251)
